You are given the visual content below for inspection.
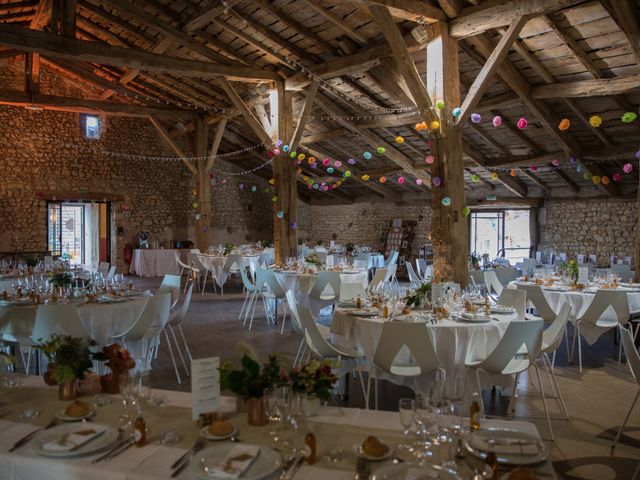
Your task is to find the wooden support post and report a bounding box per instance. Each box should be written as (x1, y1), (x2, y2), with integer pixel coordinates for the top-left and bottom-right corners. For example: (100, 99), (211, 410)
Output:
(636, 173), (640, 282)
(426, 22), (468, 287)
(194, 117), (211, 250)
(271, 82), (297, 265)
(61, 0), (77, 38)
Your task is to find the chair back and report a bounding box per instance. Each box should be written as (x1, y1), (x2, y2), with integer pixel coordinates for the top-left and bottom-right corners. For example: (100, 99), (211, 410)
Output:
(469, 270), (485, 286)
(478, 320), (543, 374)
(497, 288), (526, 321)
(589, 254), (597, 264)
(157, 274), (181, 306)
(405, 262), (422, 286)
(384, 264), (397, 284)
(297, 305), (338, 357)
(106, 265), (116, 280)
(247, 256), (260, 279)
(118, 294), (171, 341)
(484, 270), (504, 296)
(542, 303), (571, 353)
(263, 270), (286, 298)
(31, 304), (90, 343)
(285, 291), (304, 335)
(516, 284), (557, 321)
(416, 259), (428, 279)
(522, 258), (537, 276)
(611, 264), (633, 282)
(577, 254), (585, 264)
(340, 282), (367, 302)
(494, 267), (518, 286)
(621, 326), (640, 385)
(373, 322), (440, 376)
(98, 262), (110, 277)
(239, 265), (257, 292)
(175, 252), (191, 271)
(577, 290), (630, 327)
(385, 251), (399, 267)
(170, 284), (193, 326)
(367, 268), (388, 293)
(309, 271), (342, 301)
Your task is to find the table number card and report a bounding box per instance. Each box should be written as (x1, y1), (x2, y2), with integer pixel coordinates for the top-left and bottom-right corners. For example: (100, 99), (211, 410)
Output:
(191, 357), (220, 421)
(578, 267), (589, 284)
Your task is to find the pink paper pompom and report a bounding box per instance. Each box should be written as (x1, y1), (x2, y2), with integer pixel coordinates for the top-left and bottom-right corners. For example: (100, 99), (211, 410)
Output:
(623, 163), (633, 174)
(612, 173), (622, 182)
(552, 159), (560, 167)
(425, 155), (435, 164)
(492, 116), (502, 127)
(398, 176), (405, 184)
(517, 117), (528, 129)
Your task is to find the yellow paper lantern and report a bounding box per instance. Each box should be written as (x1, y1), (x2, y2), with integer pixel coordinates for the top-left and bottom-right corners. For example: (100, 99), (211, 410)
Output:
(589, 115), (602, 128)
(395, 136), (405, 144)
(362, 174), (370, 181)
(430, 120), (440, 130)
(490, 172), (498, 180)
(268, 178), (275, 185)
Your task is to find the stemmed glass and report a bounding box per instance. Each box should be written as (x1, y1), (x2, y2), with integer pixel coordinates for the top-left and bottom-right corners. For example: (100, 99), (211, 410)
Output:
(398, 398), (415, 451)
(118, 373), (136, 431)
(413, 394), (436, 462)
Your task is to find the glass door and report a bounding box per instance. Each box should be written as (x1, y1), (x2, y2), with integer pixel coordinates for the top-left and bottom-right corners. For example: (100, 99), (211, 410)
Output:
(470, 211), (504, 259)
(47, 203), (85, 265)
(469, 209), (531, 264)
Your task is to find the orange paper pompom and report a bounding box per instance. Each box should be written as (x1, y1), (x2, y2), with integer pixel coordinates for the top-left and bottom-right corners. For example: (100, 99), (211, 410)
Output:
(558, 118), (570, 131)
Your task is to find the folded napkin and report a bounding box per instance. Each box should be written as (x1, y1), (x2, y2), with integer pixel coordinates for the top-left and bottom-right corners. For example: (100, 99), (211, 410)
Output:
(462, 312), (488, 320)
(206, 445), (260, 478)
(293, 465), (353, 480)
(42, 426), (106, 452)
(469, 435), (539, 456)
(404, 467), (440, 480)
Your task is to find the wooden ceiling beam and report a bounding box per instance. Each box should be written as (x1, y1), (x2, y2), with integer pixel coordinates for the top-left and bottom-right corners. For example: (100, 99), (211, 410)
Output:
(301, 0), (367, 46)
(349, 0), (445, 22)
(206, 118), (226, 170)
(530, 75), (640, 98)
(301, 127), (351, 144)
(182, 0), (240, 33)
(219, 78), (273, 146)
(519, 169), (550, 195)
(0, 23), (279, 81)
(289, 79), (320, 152)
(605, 0), (640, 68)
(1, 1), (37, 14)
(149, 117), (198, 175)
(464, 122), (511, 156)
(464, 145), (527, 197)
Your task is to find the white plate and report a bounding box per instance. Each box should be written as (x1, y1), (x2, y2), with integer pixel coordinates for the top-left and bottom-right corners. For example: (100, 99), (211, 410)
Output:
(349, 309), (379, 317)
(33, 423), (118, 458)
(57, 408), (95, 422)
(352, 443), (393, 462)
(199, 425), (238, 441)
(460, 313), (491, 323)
(371, 462), (462, 480)
(464, 429), (547, 466)
(190, 444), (280, 480)
(491, 305), (515, 314)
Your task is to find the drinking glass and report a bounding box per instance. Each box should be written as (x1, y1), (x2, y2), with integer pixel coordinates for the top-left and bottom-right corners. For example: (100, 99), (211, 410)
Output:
(398, 398), (415, 451)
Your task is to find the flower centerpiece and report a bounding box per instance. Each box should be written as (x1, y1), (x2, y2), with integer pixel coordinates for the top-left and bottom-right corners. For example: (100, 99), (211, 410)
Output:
(289, 359), (337, 416)
(560, 258), (579, 284)
(100, 344), (136, 394)
(469, 252), (481, 270)
(404, 282), (432, 308)
(261, 240), (274, 249)
(48, 266), (72, 288)
(219, 353), (286, 426)
(345, 242), (355, 255)
(223, 243), (236, 255)
(304, 253), (323, 268)
(36, 335), (107, 400)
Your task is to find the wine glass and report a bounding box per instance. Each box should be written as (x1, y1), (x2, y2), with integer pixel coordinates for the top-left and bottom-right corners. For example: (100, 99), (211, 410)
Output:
(413, 395), (436, 462)
(398, 398), (415, 451)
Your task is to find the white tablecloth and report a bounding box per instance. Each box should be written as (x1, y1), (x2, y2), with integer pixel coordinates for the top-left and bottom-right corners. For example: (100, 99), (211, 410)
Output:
(331, 310), (516, 404)
(197, 254), (258, 289)
(129, 250), (182, 277)
(511, 281), (640, 344)
(0, 298), (148, 347)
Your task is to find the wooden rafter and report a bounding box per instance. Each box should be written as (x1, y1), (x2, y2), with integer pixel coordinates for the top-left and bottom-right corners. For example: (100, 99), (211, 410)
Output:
(219, 78), (273, 146)
(605, 0), (640, 68)
(301, 0), (367, 46)
(289, 79), (319, 152)
(206, 118), (226, 170)
(182, 0), (240, 33)
(530, 75), (640, 99)
(149, 117), (198, 175)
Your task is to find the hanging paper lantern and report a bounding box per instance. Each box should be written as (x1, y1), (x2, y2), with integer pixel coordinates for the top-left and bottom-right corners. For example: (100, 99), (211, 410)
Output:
(362, 174), (370, 181)
(589, 116), (602, 128)
(290, 221), (297, 229)
(379, 176), (387, 183)
(322, 158), (330, 167)
(308, 157), (316, 163)
(510, 169), (517, 177)
(517, 118), (528, 129)
(276, 139), (283, 147)
(621, 112), (637, 123)
(576, 164), (584, 173)
(490, 172), (498, 180)
(395, 136), (405, 144)
(623, 163), (633, 174)
(272, 195), (278, 202)
(583, 172), (592, 180)
(376, 147), (386, 154)
(470, 113), (481, 124)
(470, 174), (479, 183)
(486, 194), (497, 201)
(192, 202), (199, 209)
(307, 157), (315, 164)
(322, 185), (329, 191)
(635, 150), (640, 159)
(462, 206), (471, 217)
(416, 179), (423, 185)
(194, 213), (200, 220)
(327, 167), (334, 174)
(602, 176), (610, 185)
(552, 159), (560, 167)
(290, 151), (296, 158)
(558, 118), (571, 131)
(347, 158), (356, 165)
(334, 161), (342, 168)
(268, 178), (275, 185)
(441, 196), (451, 206)
(267, 150), (275, 158)
(251, 186), (257, 192)
(431, 120), (440, 130)
(436, 100), (445, 110)
(221, 179), (227, 185)
(297, 153), (305, 160)
(363, 151), (372, 160)
(276, 210), (284, 218)
(239, 183), (245, 190)
(492, 116), (502, 127)
(414, 122), (424, 131)
(613, 173), (622, 182)
(569, 156), (577, 164)
(295, 159), (302, 165)
(345, 170), (351, 177)
(432, 176), (442, 187)
(530, 165), (538, 172)
(310, 162), (317, 169)
(398, 176), (405, 184)
(313, 183), (319, 189)
(425, 155), (435, 164)
(283, 145), (290, 152)
(273, 148), (280, 155)
(296, 167), (302, 174)
(452, 107), (461, 118)
(592, 175), (601, 184)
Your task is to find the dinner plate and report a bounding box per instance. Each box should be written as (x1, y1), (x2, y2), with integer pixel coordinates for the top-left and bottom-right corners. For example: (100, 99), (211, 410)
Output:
(460, 313), (491, 323)
(352, 443), (393, 462)
(33, 423), (118, 458)
(348, 309), (379, 317)
(371, 462), (462, 480)
(190, 444), (280, 480)
(542, 286), (566, 292)
(57, 409), (95, 422)
(199, 425), (238, 441)
(464, 428), (547, 466)
(491, 305), (515, 314)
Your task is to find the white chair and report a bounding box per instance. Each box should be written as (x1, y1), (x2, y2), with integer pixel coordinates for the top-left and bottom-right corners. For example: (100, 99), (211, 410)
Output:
(405, 262), (422, 287)
(285, 290), (321, 368)
(416, 258), (429, 280)
(611, 264), (633, 282)
(239, 266), (259, 326)
(516, 284), (558, 322)
(385, 251), (399, 267)
(612, 325), (640, 450)
(112, 294), (174, 376)
(589, 254), (597, 264)
(384, 263), (398, 287)
(494, 267), (518, 287)
(157, 274), (181, 309)
(522, 258), (537, 276)
(106, 265), (116, 281)
(174, 251), (192, 283)
(261, 270), (287, 331)
(484, 270), (504, 298)
(623, 256), (633, 266)
(577, 254), (586, 264)
(367, 268), (388, 293)
(498, 288), (526, 321)
(469, 270), (486, 288)
(165, 283), (194, 382)
(98, 262), (110, 278)
(367, 322), (442, 410)
(571, 290), (630, 373)
(465, 319), (553, 439)
(538, 303), (571, 420)
(340, 282), (367, 302)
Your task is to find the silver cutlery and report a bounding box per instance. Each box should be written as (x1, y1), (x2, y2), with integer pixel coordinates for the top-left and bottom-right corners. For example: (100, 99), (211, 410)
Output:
(91, 437), (130, 464)
(171, 458), (191, 478)
(103, 438), (135, 461)
(9, 417), (59, 452)
(171, 436), (205, 469)
(281, 455), (304, 480)
(68, 429), (106, 452)
(171, 437), (206, 478)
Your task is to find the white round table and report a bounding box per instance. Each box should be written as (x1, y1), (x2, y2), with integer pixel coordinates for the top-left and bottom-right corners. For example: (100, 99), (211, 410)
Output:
(129, 249), (182, 277)
(197, 254), (259, 291)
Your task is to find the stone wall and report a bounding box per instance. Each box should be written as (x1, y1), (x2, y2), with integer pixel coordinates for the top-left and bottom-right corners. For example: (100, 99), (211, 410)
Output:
(540, 198), (636, 263)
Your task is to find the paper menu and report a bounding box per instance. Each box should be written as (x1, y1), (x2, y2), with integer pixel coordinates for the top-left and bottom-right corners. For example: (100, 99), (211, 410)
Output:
(191, 357), (220, 421)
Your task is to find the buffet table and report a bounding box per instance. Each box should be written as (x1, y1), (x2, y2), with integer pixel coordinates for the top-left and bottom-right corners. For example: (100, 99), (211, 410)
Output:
(129, 250), (185, 277)
(0, 377), (557, 479)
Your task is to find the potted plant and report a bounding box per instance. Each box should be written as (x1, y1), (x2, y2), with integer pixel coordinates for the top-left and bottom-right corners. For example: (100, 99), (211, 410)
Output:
(316, 240), (324, 247)
(560, 259), (579, 285)
(36, 335), (107, 400)
(304, 253), (323, 268)
(469, 252), (481, 270)
(219, 354), (285, 426)
(404, 282), (432, 308)
(289, 360), (337, 416)
(223, 243), (236, 255)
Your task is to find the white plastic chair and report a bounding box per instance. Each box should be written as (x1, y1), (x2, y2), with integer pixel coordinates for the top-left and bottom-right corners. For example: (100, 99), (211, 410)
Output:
(521, 258), (537, 276)
(367, 322), (442, 410)
(385, 251), (399, 268)
(465, 319), (553, 439)
(174, 251), (192, 283)
(261, 270), (287, 332)
(495, 267), (518, 287)
(484, 270), (504, 298)
(214, 254), (242, 296)
(516, 284), (558, 322)
(367, 268), (388, 293)
(405, 262), (422, 287)
(571, 290), (630, 373)
(498, 288), (526, 321)
(157, 274), (181, 309)
(416, 258), (429, 280)
(112, 294), (174, 377)
(106, 265), (116, 281)
(164, 283), (194, 382)
(340, 282), (367, 302)
(611, 264), (633, 282)
(612, 325), (640, 450)
(285, 291), (317, 368)
(239, 266), (259, 325)
(384, 263), (398, 287)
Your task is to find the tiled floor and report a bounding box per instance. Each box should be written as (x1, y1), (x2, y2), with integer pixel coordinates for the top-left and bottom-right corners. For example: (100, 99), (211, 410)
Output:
(134, 276), (639, 479)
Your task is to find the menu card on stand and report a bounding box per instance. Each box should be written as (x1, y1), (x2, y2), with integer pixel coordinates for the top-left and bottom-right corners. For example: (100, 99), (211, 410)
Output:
(578, 267), (589, 284)
(191, 357), (220, 421)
